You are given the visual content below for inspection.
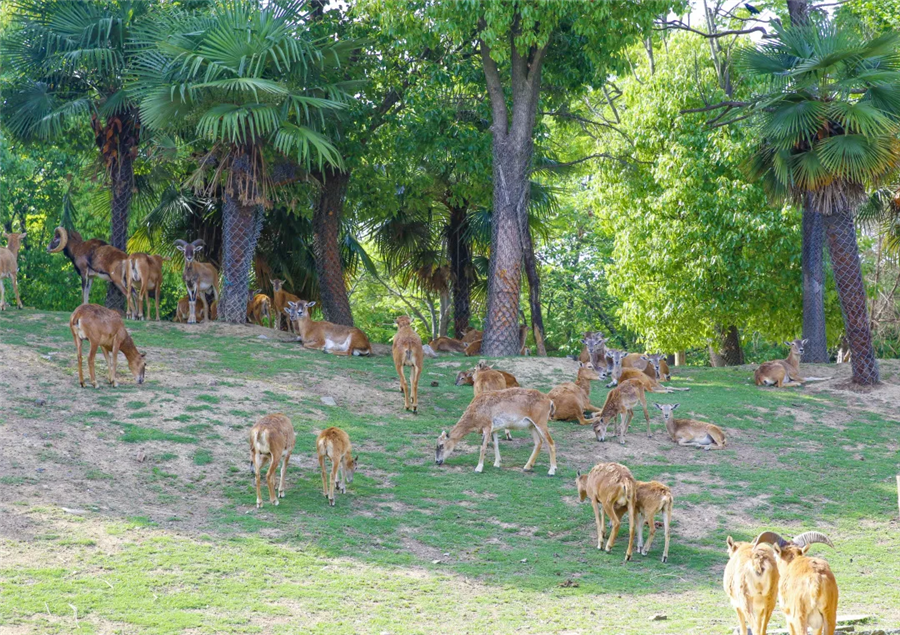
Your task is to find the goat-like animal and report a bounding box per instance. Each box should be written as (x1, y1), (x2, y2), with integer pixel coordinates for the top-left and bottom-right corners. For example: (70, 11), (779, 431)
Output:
(0, 232), (26, 310)
(455, 367), (519, 389)
(69, 304), (146, 388)
(126, 253), (164, 321)
(623, 352), (671, 381)
(392, 316), (424, 413)
(548, 363), (604, 426)
(724, 535), (779, 635)
(47, 227), (117, 304)
(249, 414), (296, 508)
(460, 328), (482, 344)
(246, 293), (272, 327)
(592, 379), (650, 444)
(575, 462), (637, 561)
(429, 336), (469, 354)
(316, 426), (357, 506)
(174, 239), (219, 324)
(285, 300), (372, 356)
(654, 403), (726, 450)
(271, 279), (300, 332)
(755, 339), (829, 387)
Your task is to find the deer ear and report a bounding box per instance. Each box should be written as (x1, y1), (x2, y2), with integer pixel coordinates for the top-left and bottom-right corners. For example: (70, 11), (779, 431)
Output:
(783, 341), (791, 347)
(307, 301), (316, 308)
(653, 403), (662, 410)
(672, 403), (679, 410)
(141, 352), (146, 358)
(801, 339), (808, 345)
(175, 245), (185, 252)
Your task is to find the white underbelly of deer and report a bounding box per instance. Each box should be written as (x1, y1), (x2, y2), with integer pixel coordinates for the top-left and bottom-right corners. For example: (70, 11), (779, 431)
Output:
(490, 414), (536, 433)
(324, 334), (352, 353)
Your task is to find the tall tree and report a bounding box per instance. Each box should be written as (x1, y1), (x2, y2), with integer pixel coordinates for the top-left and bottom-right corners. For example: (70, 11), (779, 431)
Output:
(741, 20), (900, 384)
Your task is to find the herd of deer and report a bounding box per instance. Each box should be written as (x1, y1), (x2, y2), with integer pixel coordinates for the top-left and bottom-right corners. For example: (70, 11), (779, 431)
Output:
(3, 229), (842, 634)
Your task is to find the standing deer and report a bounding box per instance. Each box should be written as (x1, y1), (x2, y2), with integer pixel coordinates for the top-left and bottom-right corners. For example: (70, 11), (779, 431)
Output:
(126, 253), (165, 321)
(548, 362), (604, 426)
(654, 403), (726, 450)
(392, 315), (424, 413)
(249, 414), (296, 508)
(271, 279), (300, 332)
(592, 379), (650, 444)
(246, 293), (272, 327)
(755, 339), (829, 387)
(174, 239), (219, 324)
(69, 304), (146, 388)
(605, 350), (688, 392)
(285, 300), (372, 356)
(435, 388), (557, 475)
(47, 227), (123, 304)
(724, 535), (779, 635)
(575, 462), (638, 561)
(0, 232), (26, 310)
(316, 427), (357, 506)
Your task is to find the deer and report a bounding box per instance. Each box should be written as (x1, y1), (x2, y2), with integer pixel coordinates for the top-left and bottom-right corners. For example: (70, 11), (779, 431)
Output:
(284, 300), (372, 356)
(271, 279), (300, 332)
(626, 480), (674, 563)
(574, 462), (637, 562)
(246, 293), (272, 327)
(392, 315), (424, 413)
(428, 336), (469, 354)
(316, 426), (357, 506)
(468, 361), (515, 440)
(579, 331), (612, 375)
(126, 253), (165, 321)
(435, 388), (557, 476)
(459, 328), (482, 344)
(653, 403), (726, 450)
(174, 239), (219, 324)
(69, 304), (146, 388)
(755, 339), (830, 387)
(0, 232), (26, 310)
(464, 339), (482, 356)
(753, 530), (838, 635)
(47, 227), (122, 304)
(548, 362), (604, 426)
(592, 379), (650, 444)
(723, 535), (779, 635)
(455, 367), (519, 389)
(604, 350), (689, 392)
(623, 352), (671, 381)
(248, 414), (296, 508)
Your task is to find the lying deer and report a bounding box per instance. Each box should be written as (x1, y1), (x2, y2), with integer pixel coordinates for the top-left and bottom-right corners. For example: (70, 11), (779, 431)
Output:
(460, 328), (482, 344)
(455, 367), (519, 389)
(271, 279), (300, 332)
(392, 316), (424, 413)
(724, 535), (779, 635)
(548, 363), (604, 426)
(435, 388), (557, 475)
(246, 293), (272, 327)
(285, 300), (372, 356)
(654, 403), (726, 450)
(249, 414), (296, 508)
(126, 253), (165, 321)
(428, 336), (468, 354)
(0, 232), (26, 310)
(575, 462), (637, 561)
(47, 227), (123, 304)
(605, 350), (688, 393)
(316, 426), (357, 506)
(755, 339), (829, 387)
(174, 239), (219, 324)
(623, 352), (671, 381)
(592, 379), (650, 444)
(580, 331), (612, 375)
(69, 304), (146, 388)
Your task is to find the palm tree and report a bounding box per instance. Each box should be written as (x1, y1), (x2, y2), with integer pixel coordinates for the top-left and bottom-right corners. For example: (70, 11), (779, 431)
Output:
(742, 20), (900, 385)
(3, 0), (154, 310)
(134, 0), (345, 322)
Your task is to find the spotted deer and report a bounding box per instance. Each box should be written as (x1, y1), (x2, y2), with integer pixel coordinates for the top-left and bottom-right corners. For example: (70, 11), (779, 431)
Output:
(249, 414), (296, 508)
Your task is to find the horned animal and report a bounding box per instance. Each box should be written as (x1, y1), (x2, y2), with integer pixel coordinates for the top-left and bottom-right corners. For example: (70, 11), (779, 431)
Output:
(271, 279), (300, 332)
(428, 336), (469, 354)
(47, 227), (122, 304)
(174, 239), (219, 324)
(575, 462), (637, 561)
(592, 379), (650, 444)
(285, 300), (372, 356)
(126, 253), (164, 321)
(435, 388), (557, 475)
(69, 304), (146, 388)
(392, 315), (424, 413)
(246, 293), (272, 327)
(248, 414), (296, 508)
(548, 363), (604, 426)
(0, 232), (26, 310)
(724, 535), (779, 635)
(316, 426), (357, 506)
(654, 403), (726, 450)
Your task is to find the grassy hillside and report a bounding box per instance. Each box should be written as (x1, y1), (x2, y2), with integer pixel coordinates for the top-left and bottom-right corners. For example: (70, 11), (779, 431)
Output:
(1, 310), (899, 634)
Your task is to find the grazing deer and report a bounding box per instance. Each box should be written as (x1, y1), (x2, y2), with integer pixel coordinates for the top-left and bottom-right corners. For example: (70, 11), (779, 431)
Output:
(248, 414), (296, 508)
(285, 300), (372, 356)
(455, 367), (519, 389)
(69, 304), (146, 388)
(271, 279), (300, 332)
(592, 379), (650, 444)
(316, 427), (357, 506)
(47, 227), (124, 304)
(246, 293), (272, 327)
(755, 339), (829, 387)
(174, 239), (219, 324)
(126, 253), (165, 321)
(0, 232), (26, 310)
(392, 316), (424, 413)
(724, 535), (779, 635)
(435, 388), (557, 476)
(428, 336), (469, 354)
(575, 462), (637, 561)
(627, 480), (674, 563)
(654, 403), (726, 450)
(753, 531), (838, 635)
(548, 363), (604, 426)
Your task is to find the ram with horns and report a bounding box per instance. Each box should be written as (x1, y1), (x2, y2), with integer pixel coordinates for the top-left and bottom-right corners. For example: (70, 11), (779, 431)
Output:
(47, 227), (128, 305)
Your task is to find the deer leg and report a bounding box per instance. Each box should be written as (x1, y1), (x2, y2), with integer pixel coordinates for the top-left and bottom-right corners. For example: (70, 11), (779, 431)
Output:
(591, 498), (604, 549)
(87, 341), (99, 389)
(83, 274), (93, 304)
(278, 450), (291, 498)
(74, 332), (85, 388)
(199, 291), (210, 323)
(338, 462), (346, 494)
(253, 452), (266, 508)
(110, 336), (122, 387)
(523, 425), (542, 472)
(542, 424), (557, 476)
(396, 362), (409, 410)
(624, 498), (636, 562)
(641, 512), (657, 556)
(641, 396), (651, 437)
(617, 412), (627, 445)
(0, 277), (7, 310)
(492, 432), (501, 468)
(662, 504), (671, 563)
(410, 362), (421, 413)
(12, 274), (22, 309)
(734, 610), (748, 635)
(318, 453), (328, 497)
(100, 347), (112, 383)
(605, 504), (621, 553)
(266, 448), (281, 506)
(329, 458), (340, 505)
(475, 429), (491, 473)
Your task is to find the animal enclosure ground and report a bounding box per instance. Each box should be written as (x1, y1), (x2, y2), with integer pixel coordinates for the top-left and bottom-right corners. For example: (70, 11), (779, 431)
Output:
(1, 311), (899, 635)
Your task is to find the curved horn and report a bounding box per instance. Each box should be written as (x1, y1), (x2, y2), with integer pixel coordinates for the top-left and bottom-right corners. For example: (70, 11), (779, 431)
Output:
(791, 531), (834, 549)
(191, 239), (206, 247)
(174, 239), (187, 248)
(752, 531), (788, 548)
(49, 227), (68, 253)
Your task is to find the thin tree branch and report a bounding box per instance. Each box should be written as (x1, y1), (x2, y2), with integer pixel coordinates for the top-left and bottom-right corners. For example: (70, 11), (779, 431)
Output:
(681, 100), (750, 114)
(655, 19), (768, 38)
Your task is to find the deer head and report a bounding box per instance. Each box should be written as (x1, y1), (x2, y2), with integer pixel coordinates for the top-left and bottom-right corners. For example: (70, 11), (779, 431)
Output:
(47, 227), (68, 253)
(174, 239), (205, 263)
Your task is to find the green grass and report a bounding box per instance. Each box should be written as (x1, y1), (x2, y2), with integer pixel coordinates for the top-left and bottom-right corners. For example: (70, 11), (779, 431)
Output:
(1, 310), (899, 634)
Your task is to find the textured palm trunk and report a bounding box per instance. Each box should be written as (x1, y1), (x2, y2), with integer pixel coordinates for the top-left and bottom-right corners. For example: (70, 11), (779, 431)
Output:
(801, 201), (829, 362)
(447, 203), (472, 337)
(313, 168), (354, 326)
(824, 210), (879, 385)
(521, 222), (547, 356)
(220, 193), (263, 323)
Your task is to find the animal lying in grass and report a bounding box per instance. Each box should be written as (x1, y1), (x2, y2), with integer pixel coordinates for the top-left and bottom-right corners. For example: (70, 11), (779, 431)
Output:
(653, 403), (726, 450)
(455, 366), (519, 389)
(548, 362), (604, 425)
(285, 300), (372, 356)
(755, 339), (830, 387)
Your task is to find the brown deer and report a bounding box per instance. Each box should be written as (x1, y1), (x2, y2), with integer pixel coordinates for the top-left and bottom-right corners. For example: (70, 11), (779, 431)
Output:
(580, 331), (613, 375)
(175, 295), (205, 323)
(47, 227), (123, 304)
(248, 414), (296, 508)
(592, 379), (650, 444)
(623, 352), (671, 381)
(575, 462), (637, 561)
(316, 426), (357, 506)
(435, 388), (557, 475)
(605, 350), (688, 392)
(626, 480), (674, 563)
(246, 293), (272, 327)
(755, 339), (829, 387)
(548, 363), (604, 426)
(455, 367), (519, 389)
(69, 304), (146, 388)
(428, 336), (469, 354)
(724, 535), (779, 635)
(654, 403), (726, 450)
(464, 339), (482, 356)
(271, 279), (300, 332)
(285, 300), (372, 356)
(174, 239), (219, 324)
(392, 316), (424, 413)
(754, 531), (838, 635)
(460, 328), (482, 344)
(469, 361), (515, 440)
(126, 253), (165, 321)
(0, 232), (26, 310)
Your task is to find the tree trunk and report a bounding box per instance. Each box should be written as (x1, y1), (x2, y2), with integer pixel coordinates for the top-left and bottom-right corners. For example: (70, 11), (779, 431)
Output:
(439, 287), (451, 337)
(710, 325), (744, 366)
(447, 202), (472, 337)
(313, 168), (354, 326)
(824, 210), (879, 385)
(674, 351), (686, 366)
(219, 193), (263, 323)
(801, 198), (828, 362)
(787, 0), (809, 26)
(522, 223), (547, 356)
